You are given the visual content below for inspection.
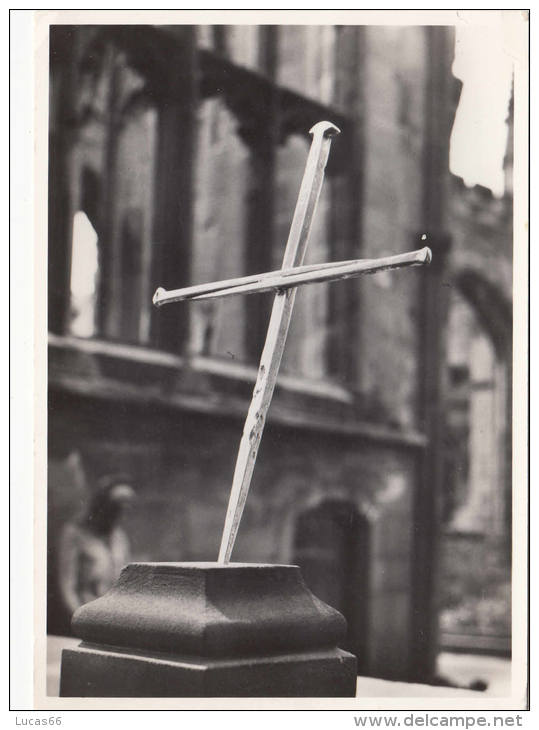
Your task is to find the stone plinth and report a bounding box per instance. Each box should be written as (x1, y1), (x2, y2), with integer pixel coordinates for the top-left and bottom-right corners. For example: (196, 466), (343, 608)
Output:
(60, 562), (357, 697)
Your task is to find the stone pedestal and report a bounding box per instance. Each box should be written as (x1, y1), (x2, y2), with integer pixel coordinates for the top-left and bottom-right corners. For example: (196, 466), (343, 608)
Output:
(60, 562), (357, 697)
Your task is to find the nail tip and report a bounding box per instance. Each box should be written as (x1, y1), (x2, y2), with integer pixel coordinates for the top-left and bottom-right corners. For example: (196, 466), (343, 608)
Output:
(153, 287), (165, 306)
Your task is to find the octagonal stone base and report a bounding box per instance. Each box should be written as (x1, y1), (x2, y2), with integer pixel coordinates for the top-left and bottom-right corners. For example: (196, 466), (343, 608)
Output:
(60, 563), (357, 697)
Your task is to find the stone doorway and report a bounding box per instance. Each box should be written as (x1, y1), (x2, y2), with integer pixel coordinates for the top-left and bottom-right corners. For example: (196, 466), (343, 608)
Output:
(293, 499), (370, 673)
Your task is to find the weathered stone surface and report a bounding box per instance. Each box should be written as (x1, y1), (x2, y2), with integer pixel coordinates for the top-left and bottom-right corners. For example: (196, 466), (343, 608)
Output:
(60, 563), (357, 697)
(60, 645), (356, 697)
(71, 562), (346, 656)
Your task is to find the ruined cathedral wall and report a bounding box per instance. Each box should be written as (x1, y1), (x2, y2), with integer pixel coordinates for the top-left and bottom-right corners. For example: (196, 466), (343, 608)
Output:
(48, 381), (419, 677)
(47, 23), (455, 681)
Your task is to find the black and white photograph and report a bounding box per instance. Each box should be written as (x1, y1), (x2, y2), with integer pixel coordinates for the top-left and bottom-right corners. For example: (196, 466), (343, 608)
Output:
(10, 8), (529, 714)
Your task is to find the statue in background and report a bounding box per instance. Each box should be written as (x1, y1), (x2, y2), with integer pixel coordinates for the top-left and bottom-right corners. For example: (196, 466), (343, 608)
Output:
(58, 475), (136, 617)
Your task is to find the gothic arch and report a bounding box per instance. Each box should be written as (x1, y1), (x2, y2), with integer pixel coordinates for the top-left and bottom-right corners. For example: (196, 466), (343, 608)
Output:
(454, 264), (512, 532)
(453, 268), (512, 360)
(438, 263), (513, 651)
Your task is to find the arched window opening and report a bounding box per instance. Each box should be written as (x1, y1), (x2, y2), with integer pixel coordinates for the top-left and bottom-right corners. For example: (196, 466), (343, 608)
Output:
(69, 210), (99, 339)
(439, 287), (511, 654)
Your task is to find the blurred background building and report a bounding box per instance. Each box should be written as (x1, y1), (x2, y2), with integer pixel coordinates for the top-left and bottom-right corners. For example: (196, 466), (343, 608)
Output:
(47, 24), (513, 685)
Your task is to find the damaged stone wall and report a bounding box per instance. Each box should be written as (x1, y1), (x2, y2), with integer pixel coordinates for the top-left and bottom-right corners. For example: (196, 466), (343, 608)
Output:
(47, 23), (456, 682)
